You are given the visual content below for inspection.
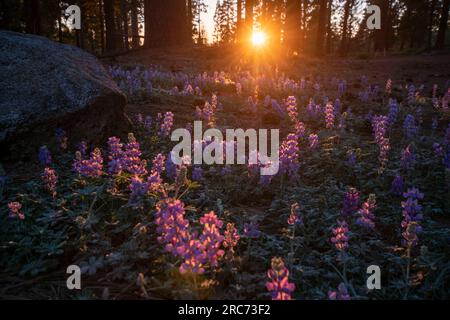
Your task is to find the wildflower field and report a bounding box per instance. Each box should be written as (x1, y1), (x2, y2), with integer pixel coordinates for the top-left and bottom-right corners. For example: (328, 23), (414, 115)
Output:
(1, 52), (449, 300)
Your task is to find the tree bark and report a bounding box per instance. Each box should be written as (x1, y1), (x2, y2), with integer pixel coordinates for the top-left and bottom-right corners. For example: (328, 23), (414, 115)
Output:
(285, 0), (301, 52)
(427, 0), (437, 49)
(104, 0), (117, 52)
(24, 0), (41, 35)
(316, 0), (327, 55)
(130, 0), (139, 48)
(120, 0), (129, 50)
(338, 0), (351, 55)
(325, 0), (332, 54)
(99, 0), (105, 53)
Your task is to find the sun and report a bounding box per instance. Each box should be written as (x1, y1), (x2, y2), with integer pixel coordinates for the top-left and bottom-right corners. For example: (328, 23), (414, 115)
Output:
(251, 31), (267, 47)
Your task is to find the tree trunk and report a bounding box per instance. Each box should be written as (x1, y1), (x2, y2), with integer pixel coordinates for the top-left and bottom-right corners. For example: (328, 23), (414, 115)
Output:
(285, 0), (301, 52)
(435, 0), (450, 49)
(237, 0), (242, 42)
(325, 0), (332, 54)
(120, 0), (129, 50)
(187, 0), (193, 44)
(99, 0), (105, 53)
(316, 0), (327, 55)
(24, 0), (41, 35)
(104, 0), (117, 52)
(144, 0), (188, 48)
(427, 0), (437, 50)
(338, 0), (351, 55)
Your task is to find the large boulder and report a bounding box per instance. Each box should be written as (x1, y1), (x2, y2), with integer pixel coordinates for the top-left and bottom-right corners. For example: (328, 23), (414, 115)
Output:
(0, 31), (130, 161)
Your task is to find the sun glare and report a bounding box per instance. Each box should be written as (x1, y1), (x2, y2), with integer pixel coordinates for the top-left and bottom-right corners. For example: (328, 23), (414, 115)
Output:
(251, 31), (267, 47)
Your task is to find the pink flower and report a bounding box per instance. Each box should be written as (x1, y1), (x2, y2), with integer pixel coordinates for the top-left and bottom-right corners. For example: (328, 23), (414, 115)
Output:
(73, 148), (103, 177)
(8, 202), (24, 220)
(41, 167), (58, 192)
(266, 257), (295, 300)
(331, 220), (349, 251)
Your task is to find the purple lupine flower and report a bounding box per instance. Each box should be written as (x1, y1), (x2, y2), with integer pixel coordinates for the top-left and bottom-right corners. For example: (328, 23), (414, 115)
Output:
(152, 153), (166, 174)
(356, 194), (376, 229)
(295, 121), (306, 139)
(279, 133), (300, 178)
(346, 150), (357, 167)
(445, 124), (450, 146)
(328, 283), (351, 300)
(403, 187), (424, 200)
(144, 116), (153, 130)
(407, 85), (416, 106)
(403, 114), (418, 140)
(338, 80), (346, 97)
(325, 101), (335, 129)
(159, 111), (174, 136)
(359, 89), (369, 102)
(73, 148), (103, 177)
(192, 166), (203, 181)
(154, 198), (190, 253)
(122, 133), (147, 175)
(147, 170), (164, 195)
(288, 202), (302, 225)
(78, 141), (88, 157)
(166, 154), (177, 180)
(38, 146), (52, 166)
(221, 165), (232, 176)
(401, 188), (423, 247)
(400, 144), (415, 171)
(107, 136), (123, 174)
(334, 99), (341, 116)
(129, 175), (148, 206)
(243, 221), (261, 238)
(378, 138), (390, 172)
(308, 133), (319, 150)
(307, 100), (322, 119)
(286, 96), (298, 122)
(391, 175), (404, 196)
(55, 128), (68, 150)
(199, 211), (225, 267)
(372, 115), (388, 145)
(342, 188), (360, 216)
(433, 143), (444, 157)
(271, 99), (285, 117)
(431, 117), (438, 131)
(444, 150), (450, 169)
(41, 167), (57, 192)
(266, 257), (295, 300)
(331, 220), (349, 251)
(154, 198), (204, 274)
(387, 99), (399, 127)
(8, 202), (24, 220)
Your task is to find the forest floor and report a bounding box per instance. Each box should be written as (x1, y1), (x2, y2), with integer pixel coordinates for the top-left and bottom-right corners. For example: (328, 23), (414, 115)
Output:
(115, 47), (450, 136)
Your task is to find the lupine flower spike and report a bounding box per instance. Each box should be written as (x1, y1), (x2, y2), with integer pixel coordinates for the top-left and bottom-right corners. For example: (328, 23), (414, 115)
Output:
(266, 257), (295, 300)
